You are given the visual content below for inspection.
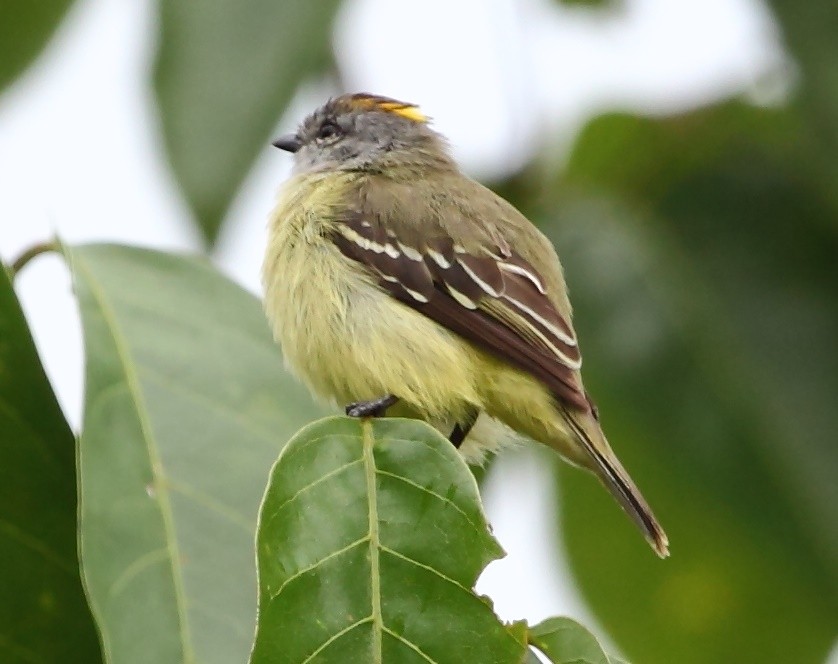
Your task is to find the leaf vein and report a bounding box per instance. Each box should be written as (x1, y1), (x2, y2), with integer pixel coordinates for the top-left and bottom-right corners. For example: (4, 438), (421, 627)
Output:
(374, 468), (482, 531)
(164, 478), (251, 532)
(378, 545), (473, 595)
(74, 256), (195, 662)
(108, 547), (170, 597)
(269, 536), (369, 601)
(0, 518), (75, 575)
(381, 626), (438, 663)
(363, 421), (384, 662)
(300, 616), (372, 664)
(267, 458), (363, 518)
(142, 367), (282, 448)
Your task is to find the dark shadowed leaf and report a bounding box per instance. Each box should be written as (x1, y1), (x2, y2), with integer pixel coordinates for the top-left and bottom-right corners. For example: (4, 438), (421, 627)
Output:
(492, 97), (837, 662)
(564, 105), (838, 574)
(528, 617), (610, 664)
(0, 0), (75, 92)
(542, 199), (836, 664)
(64, 243), (323, 664)
(154, 0), (343, 243)
(0, 264), (101, 663)
(250, 416), (527, 664)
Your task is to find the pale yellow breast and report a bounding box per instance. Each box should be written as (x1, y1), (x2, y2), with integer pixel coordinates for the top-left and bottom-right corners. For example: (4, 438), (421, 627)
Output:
(261, 172), (481, 420)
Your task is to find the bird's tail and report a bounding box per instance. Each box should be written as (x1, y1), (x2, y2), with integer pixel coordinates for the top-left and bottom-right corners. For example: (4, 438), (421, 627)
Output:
(562, 409), (669, 558)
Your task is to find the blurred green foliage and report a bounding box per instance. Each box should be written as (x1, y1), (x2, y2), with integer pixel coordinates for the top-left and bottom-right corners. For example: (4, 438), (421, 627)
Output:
(154, 0), (344, 243)
(767, 0), (838, 183)
(0, 0), (75, 91)
(1, 0), (836, 662)
(537, 10), (838, 659)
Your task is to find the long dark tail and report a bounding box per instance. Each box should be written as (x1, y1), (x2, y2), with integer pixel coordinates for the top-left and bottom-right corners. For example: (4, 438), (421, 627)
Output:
(563, 409), (669, 558)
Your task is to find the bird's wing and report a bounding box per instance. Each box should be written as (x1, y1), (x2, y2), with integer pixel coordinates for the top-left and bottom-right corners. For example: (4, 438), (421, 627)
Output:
(331, 184), (591, 413)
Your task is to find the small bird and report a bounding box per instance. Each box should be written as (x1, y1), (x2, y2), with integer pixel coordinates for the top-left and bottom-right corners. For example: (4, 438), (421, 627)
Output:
(263, 93), (668, 557)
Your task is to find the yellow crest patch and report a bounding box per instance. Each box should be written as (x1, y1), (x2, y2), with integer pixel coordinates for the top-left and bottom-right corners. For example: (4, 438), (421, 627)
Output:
(348, 93), (428, 123)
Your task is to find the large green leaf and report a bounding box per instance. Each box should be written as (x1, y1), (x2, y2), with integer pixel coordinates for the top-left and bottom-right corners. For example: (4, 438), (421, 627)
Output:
(0, 0), (75, 92)
(250, 416), (527, 664)
(0, 264), (101, 662)
(154, 0), (343, 244)
(65, 243), (322, 664)
(528, 617), (610, 664)
(520, 102), (838, 663)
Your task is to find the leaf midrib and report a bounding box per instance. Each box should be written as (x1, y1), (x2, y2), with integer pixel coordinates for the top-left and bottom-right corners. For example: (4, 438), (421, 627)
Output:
(75, 255), (195, 663)
(362, 421), (383, 662)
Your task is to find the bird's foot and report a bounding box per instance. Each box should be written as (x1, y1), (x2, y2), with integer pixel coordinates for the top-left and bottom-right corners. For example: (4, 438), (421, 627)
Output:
(345, 394), (398, 418)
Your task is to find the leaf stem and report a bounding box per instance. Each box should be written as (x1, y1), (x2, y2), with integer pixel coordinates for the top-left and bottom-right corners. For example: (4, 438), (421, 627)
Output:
(10, 240), (58, 278)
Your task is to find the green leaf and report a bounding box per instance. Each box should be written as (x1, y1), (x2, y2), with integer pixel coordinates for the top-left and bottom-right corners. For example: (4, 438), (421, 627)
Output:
(0, 264), (101, 662)
(154, 0), (343, 244)
(528, 617), (609, 664)
(64, 243), (323, 664)
(0, 0), (75, 92)
(250, 416), (526, 664)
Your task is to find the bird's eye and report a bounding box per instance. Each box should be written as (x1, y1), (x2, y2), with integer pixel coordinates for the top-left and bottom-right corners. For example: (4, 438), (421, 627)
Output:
(317, 122), (341, 140)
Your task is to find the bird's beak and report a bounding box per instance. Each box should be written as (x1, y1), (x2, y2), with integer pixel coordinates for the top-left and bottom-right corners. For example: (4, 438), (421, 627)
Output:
(272, 134), (302, 153)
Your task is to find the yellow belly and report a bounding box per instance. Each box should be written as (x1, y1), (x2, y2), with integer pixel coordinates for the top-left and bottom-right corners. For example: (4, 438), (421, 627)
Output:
(261, 172), (574, 462)
(262, 173), (481, 422)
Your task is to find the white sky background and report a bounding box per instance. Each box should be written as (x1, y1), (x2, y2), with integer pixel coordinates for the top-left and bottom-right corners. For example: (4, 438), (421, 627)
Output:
(3, 0), (817, 659)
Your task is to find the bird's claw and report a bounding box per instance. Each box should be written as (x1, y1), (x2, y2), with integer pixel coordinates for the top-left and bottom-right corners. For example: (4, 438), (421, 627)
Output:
(345, 394), (398, 418)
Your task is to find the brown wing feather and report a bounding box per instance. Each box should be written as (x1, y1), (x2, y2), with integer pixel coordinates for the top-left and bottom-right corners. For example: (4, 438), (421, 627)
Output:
(332, 211), (590, 413)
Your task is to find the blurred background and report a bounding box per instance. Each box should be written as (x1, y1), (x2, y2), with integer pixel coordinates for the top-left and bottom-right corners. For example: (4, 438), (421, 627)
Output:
(1, 0), (836, 662)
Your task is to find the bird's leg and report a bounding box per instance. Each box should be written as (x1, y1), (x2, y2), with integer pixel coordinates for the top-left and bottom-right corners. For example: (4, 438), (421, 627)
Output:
(345, 394), (399, 418)
(449, 408), (479, 448)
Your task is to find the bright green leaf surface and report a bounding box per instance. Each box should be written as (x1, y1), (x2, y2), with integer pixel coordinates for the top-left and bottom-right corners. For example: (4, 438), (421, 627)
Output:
(0, 0), (75, 92)
(154, 0), (342, 243)
(250, 416), (526, 664)
(65, 244), (322, 664)
(528, 617), (609, 664)
(0, 264), (101, 662)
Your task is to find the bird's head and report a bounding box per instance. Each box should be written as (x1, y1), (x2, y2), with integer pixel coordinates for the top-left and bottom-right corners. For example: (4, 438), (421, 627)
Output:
(272, 93), (454, 176)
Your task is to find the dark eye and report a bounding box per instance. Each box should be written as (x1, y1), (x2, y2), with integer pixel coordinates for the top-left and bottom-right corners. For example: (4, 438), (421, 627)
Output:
(317, 121), (341, 140)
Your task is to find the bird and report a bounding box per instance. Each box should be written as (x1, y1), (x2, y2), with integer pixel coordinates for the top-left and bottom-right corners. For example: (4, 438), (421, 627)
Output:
(262, 93), (668, 557)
